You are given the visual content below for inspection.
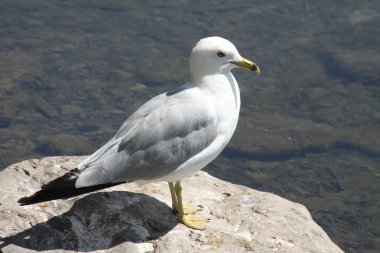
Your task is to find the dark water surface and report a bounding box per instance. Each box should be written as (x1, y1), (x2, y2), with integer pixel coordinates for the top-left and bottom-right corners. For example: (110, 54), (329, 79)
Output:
(1, 1), (379, 252)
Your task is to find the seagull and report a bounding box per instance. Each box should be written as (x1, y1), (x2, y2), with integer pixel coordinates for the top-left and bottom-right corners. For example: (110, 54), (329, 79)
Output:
(18, 36), (260, 230)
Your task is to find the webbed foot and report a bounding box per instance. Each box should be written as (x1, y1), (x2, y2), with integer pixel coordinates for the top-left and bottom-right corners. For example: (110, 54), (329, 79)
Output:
(179, 214), (206, 230)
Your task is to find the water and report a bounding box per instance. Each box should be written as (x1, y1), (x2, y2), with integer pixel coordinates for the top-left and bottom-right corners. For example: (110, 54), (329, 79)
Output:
(1, 1), (379, 252)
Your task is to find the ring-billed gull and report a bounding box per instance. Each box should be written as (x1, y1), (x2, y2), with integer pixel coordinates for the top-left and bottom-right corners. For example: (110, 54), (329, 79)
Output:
(18, 36), (260, 230)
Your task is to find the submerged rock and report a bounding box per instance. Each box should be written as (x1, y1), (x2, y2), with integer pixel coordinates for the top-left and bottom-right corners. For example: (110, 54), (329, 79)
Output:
(0, 156), (343, 253)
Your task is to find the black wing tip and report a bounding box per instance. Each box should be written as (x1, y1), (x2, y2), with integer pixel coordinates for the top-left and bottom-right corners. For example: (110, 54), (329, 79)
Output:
(17, 197), (28, 206)
(17, 168), (81, 206)
(18, 196), (36, 206)
(17, 181), (126, 206)
(17, 191), (45, 206)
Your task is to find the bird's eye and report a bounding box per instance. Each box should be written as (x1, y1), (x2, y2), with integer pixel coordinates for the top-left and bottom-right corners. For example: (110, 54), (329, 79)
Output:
(217, 51), (226, 57)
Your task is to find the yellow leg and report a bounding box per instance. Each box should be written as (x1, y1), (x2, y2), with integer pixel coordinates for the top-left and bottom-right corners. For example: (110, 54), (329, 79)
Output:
(173, 181), (206, 230)
(168, 182), (178, 212)
(168, 182), (200, 214)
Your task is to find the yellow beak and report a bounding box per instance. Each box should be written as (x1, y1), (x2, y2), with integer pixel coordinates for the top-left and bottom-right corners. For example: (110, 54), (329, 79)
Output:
(232, 58), (260, 73)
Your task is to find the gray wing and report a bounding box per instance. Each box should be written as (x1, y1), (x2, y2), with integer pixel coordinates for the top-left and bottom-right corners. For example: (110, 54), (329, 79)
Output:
(75, 88), (218, 187)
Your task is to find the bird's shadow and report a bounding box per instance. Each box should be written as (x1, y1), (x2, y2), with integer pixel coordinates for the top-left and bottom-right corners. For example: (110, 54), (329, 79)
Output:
(0, 191), (178, 252)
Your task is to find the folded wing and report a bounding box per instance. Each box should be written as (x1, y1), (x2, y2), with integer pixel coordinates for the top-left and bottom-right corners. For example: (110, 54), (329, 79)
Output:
(75, 88), (218, 187)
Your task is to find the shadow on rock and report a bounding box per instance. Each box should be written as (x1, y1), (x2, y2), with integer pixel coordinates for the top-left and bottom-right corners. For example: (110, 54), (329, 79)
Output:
(1, 191), (178, 252)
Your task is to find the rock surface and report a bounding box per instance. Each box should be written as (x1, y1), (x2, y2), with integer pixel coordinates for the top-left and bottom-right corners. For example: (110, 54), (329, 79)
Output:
(0, 156), (343, 253)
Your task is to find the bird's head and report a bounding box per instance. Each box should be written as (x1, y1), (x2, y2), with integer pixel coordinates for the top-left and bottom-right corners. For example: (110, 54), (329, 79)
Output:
(189, 36), (260, 82)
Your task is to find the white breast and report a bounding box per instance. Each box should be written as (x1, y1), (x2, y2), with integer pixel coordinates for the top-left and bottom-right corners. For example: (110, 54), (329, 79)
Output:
(150, 72), (241, 183)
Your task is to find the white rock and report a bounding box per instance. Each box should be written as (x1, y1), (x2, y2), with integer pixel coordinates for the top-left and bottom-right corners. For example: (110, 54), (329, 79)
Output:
(0, 156), (343, 253)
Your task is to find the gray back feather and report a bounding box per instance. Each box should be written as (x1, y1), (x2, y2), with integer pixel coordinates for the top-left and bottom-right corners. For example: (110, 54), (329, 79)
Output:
(77, 85), (218, 186)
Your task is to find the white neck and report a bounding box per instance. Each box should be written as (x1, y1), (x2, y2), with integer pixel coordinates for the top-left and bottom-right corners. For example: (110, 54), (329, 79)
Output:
(194, 72), (241, 112)
(193, 72), (241, 150)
